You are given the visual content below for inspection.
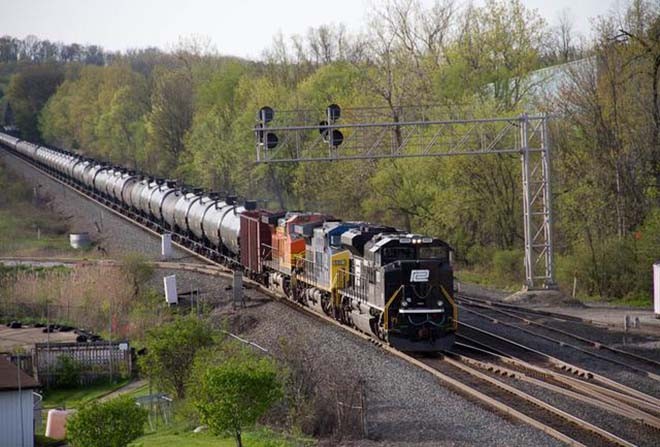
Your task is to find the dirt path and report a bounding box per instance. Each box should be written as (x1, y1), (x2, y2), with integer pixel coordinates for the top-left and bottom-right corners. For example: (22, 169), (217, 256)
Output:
(98, 378), (148, 402)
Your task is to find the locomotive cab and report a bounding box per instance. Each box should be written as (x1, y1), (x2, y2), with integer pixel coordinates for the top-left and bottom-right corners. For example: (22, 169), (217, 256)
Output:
(344, 232), (457, 352)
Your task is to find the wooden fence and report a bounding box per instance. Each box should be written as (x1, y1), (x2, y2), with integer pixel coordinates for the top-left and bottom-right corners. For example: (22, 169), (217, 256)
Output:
(34, 341), (132, 386)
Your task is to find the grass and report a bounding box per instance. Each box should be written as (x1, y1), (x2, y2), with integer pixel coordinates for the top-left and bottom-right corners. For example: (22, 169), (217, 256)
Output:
(455, 268), (520, 292)
(580, 294), (653, 309)
(0, 158), (77, 257)
(42, 378), (131, 409)
(129, 426), (314, 447)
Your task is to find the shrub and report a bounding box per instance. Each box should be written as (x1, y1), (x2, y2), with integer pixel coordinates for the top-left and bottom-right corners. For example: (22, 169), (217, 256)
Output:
(52, 355), (81, 389)
(66, 396), (147, 447)
(492, 249), (525, 285)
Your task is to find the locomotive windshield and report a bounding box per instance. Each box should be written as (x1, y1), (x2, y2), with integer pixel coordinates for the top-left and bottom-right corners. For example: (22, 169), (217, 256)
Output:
(381, 246), (416, 263)
(419, 246), (449, 262)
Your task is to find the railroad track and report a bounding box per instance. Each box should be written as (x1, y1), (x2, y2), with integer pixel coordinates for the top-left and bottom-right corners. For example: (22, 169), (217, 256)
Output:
(419, 355), (639, 447)
(0, 147), (651, 446)
(456, 295), (660, 382)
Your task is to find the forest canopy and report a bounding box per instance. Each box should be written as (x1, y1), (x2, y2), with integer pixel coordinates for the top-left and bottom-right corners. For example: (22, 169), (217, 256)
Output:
(1, 0), (659, 301)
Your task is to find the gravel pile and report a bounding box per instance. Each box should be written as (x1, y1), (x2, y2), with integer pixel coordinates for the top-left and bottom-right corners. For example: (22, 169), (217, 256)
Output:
(2, 150), (562, 446)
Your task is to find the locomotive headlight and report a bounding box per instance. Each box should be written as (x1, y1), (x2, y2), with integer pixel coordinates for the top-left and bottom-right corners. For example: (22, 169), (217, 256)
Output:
(406, 297), (412, 303)
(401, 300), (408, 307)
(437, 301), (444, 307)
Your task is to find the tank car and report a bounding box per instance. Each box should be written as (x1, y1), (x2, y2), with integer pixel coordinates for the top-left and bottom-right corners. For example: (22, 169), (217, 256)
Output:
(0, 130), (457, 352)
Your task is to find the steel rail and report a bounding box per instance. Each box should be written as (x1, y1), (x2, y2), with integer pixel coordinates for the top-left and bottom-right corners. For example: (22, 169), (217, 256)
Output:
(425, 356), (638, 447)
(454, 341), (660, 418)
(447, 346), (660, 428)
(0, 146), (638, 447)
(457, 295), (660, 372)
(458, 322), (660, 409)
(458, 303), (660, 382)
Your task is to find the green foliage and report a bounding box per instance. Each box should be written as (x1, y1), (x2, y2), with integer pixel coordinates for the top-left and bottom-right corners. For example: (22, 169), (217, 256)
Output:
(138, 317), (215, 399)
(6, 63), (64, 140)
(67, 396), (148, 447)
(119, 252), (154, 298)
(556, 209), (660, 303)
(128, 425), (311, 447)
(52, 355), (81, 388)
(492, 249), (525, 285)
(190, 348), (283, 447)
(0, 160), (72, 255)
(42, 379), (130, 409)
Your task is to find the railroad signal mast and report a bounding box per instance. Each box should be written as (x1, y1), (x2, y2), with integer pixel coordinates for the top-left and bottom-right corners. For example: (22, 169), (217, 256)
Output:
(254, 105), (555, 290)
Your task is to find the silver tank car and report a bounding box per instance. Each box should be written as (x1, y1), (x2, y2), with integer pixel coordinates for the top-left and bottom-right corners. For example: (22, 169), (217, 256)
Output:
(186, 195), (219, 241)
(16, 141), (39, 158)
(173, 191), (203, 233)
(68, 158), (84, 179)
(129, 178), (149, 211)
(58, 154), (77, 176)
(35, 147), (52, 167)
(84, 164), (106, 190)
(114, 173), (138, 204)
(139, 180), (160, 218)
(160, 185), (183, 229)
(201, 199), (244, 254)
(0, 134), (19, 150)
(148, 182), (180, 222)
(72, 159), (92, 184)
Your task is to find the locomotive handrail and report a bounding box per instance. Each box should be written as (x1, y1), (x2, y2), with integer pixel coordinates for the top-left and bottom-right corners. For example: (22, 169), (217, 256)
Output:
(382, 285), (404, 332)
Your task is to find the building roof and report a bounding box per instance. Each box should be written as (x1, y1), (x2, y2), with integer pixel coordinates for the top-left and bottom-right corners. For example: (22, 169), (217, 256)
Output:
(0, 357), (39, 391)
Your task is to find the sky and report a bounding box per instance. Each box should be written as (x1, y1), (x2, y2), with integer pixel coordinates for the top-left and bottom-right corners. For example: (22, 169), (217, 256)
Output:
(0, 0), (619, 60)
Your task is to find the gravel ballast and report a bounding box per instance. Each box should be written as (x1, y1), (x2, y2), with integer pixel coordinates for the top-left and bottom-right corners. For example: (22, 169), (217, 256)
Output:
(1, 149), (563, 446)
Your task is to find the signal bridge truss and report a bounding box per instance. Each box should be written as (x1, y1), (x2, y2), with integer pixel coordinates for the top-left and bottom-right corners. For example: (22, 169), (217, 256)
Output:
(254, 106), (555, 289)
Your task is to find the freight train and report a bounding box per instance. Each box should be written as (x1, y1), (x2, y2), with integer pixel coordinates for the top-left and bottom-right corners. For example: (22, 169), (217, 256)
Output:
(0, 131), (457, 351)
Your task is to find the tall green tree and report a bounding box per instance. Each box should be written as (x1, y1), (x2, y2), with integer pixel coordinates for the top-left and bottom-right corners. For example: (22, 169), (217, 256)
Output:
(7, 63), (64, 140)
(145, 67), (194, 174)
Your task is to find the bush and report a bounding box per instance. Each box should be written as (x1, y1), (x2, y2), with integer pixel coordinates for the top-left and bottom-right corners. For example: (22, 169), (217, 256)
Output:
(66, 396), (147, 447)
(52, 355), (81, 389)
(492, 249), (525, 285)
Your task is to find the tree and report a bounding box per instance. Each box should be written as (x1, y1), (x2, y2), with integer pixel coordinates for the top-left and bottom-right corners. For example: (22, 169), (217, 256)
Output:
(191, 351), (282, 447)
(139, 317), (215, 399)
(6, 63), (64, 140)
(66, 396), (147, 447)
(145, 67), (194, 174)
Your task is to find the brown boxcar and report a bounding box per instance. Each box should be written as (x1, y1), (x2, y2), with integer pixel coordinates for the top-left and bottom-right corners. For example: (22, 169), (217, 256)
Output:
(240, 210), (285, 274)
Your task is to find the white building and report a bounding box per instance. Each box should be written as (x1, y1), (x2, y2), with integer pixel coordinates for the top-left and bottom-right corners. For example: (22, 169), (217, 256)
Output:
(0, 357), (39, 447)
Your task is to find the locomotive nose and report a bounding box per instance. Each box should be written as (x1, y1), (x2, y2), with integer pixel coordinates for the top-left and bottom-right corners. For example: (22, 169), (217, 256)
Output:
(417, 327), (431, 339)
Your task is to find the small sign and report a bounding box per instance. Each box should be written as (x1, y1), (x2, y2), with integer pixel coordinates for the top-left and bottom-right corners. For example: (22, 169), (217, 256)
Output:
(118, 342), (129, 351)
(654, 263), (659, 318)
(164, 275), (178, 305)
(162, 233), (172, 259)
